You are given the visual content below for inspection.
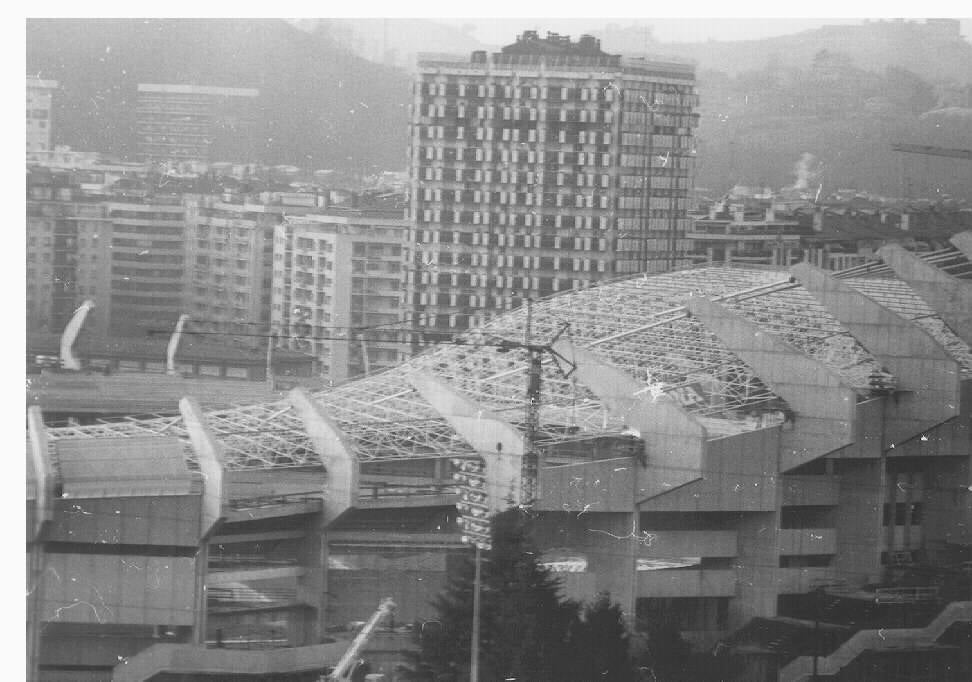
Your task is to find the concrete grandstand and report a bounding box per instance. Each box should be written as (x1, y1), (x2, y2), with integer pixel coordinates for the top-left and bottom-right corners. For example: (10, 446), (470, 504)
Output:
(27, 234), (972, 681)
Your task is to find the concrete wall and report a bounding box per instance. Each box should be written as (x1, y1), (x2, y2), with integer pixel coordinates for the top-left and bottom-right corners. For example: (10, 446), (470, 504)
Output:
(639, 427), (781, 512)
(833, 458), (886, 585)
(536, 457), (635, 512)
(48, 496), (201, 546)
(41, 553), (196, 625)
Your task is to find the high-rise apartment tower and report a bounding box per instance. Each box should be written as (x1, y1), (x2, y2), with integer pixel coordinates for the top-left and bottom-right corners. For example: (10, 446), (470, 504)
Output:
(406, 31), (698, 335)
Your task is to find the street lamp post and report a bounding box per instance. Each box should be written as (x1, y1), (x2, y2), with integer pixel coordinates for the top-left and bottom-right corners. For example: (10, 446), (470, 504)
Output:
(471, 542), (482, 682)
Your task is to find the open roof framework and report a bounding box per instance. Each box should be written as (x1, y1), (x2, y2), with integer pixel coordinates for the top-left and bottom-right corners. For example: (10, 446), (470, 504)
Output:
(42, 255), (972, 469)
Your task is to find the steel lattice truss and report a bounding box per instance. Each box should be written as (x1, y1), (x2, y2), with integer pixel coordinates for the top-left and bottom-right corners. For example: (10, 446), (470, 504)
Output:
(42, 259), (971, 469)
(721, 286), (896, 391)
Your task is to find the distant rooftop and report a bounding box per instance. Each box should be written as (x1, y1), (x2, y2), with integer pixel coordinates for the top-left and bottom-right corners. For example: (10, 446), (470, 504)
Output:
(137, 83), (259, 98)
(500, 31), (610, 58)
(420, 30), (693, 76)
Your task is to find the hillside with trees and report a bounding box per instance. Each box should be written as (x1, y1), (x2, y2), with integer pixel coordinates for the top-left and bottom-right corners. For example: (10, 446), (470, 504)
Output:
(26, 18), (411, 174)
(26, 18), (972, 199)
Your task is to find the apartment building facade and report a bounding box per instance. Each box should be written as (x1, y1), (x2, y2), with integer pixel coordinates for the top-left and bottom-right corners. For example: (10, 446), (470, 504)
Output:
(407, 31), (698, 335)
(26, 77), (57, 155)
(26, 168), (112, 336)
(184, 195), (278, 341)
(136, 84), (259, 164)
(272, 208), (409, 383)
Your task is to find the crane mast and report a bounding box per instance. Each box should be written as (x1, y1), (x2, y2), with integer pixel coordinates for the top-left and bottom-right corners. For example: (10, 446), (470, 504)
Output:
(323, 598), (396, 681)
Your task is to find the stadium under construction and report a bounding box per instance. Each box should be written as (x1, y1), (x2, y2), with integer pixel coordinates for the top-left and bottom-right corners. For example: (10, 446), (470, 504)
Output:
(27, 235), (972, 681)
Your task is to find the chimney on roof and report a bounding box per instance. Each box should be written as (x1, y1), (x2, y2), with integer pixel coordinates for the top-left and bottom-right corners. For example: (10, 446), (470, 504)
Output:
(813, 208), (824, 232)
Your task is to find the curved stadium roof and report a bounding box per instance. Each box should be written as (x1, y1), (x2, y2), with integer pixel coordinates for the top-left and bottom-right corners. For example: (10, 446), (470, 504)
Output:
(42, 250), (972, 471)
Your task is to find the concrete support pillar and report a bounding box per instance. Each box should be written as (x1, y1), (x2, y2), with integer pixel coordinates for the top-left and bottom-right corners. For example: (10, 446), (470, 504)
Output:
(179, 398), (227, 645)
(288, 387), (358, 523)
(180, 398), (226, 539)
(407, 373), (527, 510)
(685, 297), (857, 471)
(792, 262), (960, 443)
(551, 339), (707, 501)
(730, 511), (780, 627)
(288, 388), (359, 639)
(923, 455), (972, 565)
(833, 459), (886, 586)
(26, 408), (54, 682)
(878, 243), (972, 345)
(295, 512), (327, 644)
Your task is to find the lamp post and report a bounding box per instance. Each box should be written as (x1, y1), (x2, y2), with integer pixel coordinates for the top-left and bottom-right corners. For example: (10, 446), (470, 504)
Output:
(471, 541), (482, 682)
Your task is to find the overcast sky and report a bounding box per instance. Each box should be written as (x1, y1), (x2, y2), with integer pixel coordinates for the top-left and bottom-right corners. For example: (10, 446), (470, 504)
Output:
(436, 17), (972, 45)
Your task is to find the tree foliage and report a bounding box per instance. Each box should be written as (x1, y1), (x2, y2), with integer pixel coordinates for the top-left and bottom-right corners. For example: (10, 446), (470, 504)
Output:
(410, 509), (633, 681)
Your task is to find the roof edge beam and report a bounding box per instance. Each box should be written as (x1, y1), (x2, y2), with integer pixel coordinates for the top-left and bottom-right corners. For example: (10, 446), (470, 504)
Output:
(878, 242), (972, 345)
(179, 397), (225, 539)
(792, 262), (960, 435)
(685, 297), (856, 471)
(407, 373), (525, 511)
(551, 339), (707, 501)
(288, 387), (358, 524)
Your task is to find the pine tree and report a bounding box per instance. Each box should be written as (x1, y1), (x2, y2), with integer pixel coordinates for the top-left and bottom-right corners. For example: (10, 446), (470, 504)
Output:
(564, 592), (633, 682)
(410, 509), (635, 681)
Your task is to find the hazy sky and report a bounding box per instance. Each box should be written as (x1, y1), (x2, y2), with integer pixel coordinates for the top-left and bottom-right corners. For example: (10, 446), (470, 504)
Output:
(436, 17), (972, 45)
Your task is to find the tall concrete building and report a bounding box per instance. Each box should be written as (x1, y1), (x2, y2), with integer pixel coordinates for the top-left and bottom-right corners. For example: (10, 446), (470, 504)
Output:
(136, 84), (259, 164)
(272, 208), (409, 383)
(406, 30), (698, 336)
(26, 77), (57, 155)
